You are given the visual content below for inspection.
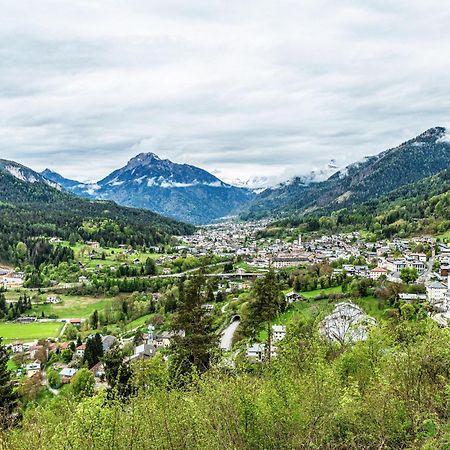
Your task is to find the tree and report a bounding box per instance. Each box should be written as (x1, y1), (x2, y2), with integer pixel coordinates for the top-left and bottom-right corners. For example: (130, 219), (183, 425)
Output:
(400, 267), (419, 284)
(169, 274), (218, 385)
(15, 241), (28, 262)
(90, 309), (99, 329)
(83, 334), (104, 368)
(103, 347), (135, 400)
(0, 338), (18, 427)
(244, 270), (284, 363)
(145, 257), (157, 276)
(47, 368), (61, 389)
(71, 368), (94, 398)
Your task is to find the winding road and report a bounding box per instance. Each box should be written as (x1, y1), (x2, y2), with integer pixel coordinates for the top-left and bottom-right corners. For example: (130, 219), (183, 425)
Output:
(219, 317), (240, 351)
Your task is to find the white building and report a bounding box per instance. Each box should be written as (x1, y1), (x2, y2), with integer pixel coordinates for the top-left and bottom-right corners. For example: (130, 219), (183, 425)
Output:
(272, 325), (286, 342)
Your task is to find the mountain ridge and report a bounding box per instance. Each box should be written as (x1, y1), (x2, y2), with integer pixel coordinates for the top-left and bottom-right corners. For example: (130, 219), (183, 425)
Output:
(43, 152), (255, 225)
(242, 126), (450, 219)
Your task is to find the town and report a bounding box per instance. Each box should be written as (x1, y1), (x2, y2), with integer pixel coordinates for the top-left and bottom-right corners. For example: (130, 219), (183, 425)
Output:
(2, 219), (450, 397)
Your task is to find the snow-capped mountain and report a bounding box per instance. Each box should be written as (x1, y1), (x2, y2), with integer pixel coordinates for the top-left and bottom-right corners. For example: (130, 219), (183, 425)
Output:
(243, 126), (450, 218)
(43, 153), (254, 224)
(0, 159), (61, 190)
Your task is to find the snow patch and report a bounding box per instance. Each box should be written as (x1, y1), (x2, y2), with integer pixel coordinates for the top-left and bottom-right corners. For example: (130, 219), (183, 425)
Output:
(5, 165), (38, 183)
(437, 128), (450, 144)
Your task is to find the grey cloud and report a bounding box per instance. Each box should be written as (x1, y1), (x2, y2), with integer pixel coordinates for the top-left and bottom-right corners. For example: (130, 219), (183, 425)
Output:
(0, 0), (449, 184)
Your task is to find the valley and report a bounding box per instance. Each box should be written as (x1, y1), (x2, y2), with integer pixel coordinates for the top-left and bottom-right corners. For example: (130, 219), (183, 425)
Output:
(1, 127), (450, 449)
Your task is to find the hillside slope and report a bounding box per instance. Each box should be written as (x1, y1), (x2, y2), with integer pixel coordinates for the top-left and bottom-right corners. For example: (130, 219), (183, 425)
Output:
(277, 167), (450, 238)
(243, 127), (450, 219)
(0, 160), (194, 265)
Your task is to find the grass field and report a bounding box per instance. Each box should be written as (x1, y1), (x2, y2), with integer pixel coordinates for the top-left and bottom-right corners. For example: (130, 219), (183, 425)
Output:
(0, 322), (64, 343)
(124, 314), (153, 331)
(300, 286), (343, 298)
(31, 295), (116, 319)
(59, 241), (162, 270)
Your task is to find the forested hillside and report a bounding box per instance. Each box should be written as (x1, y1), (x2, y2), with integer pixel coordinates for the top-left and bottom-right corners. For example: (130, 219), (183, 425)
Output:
(277, 168), (450, 238)
(0, 169), (194, 266)
(243, 127), (450, 219)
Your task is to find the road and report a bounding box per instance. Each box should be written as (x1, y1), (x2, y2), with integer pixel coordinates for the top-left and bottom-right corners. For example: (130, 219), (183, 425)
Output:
(219, 317), (240, 351)
(418, 250), (435, 283)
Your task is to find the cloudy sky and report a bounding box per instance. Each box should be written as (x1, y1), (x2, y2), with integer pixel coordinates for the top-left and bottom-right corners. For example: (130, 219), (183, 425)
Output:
(1, 0), (450, 186)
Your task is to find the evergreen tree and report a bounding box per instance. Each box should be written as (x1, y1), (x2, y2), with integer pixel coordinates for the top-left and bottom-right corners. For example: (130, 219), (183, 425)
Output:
(83, 334), (104, 368)
(90, 309), (99, 329)
(145, 257), (157, 276)
(169, 274), (218, 385)
(102, 347), (134, 400)
(0, 338), (18, 428)
(244, 270), (285, 363)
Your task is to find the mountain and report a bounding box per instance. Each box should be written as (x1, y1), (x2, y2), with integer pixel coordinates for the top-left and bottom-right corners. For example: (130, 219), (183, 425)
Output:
(41, 168), (83, 190)
(278, 166), (450, 239)
(0, 159), (61, 190)
(43, 153), (255, 224)
(0, 159), (193, 265)
(243, 127), (450, 219)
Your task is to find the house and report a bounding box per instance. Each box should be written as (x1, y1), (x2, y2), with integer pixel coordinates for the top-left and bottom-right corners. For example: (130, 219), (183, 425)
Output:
(76, 344), (86, 358)
(133, 258), (141, 265)
(129, 343), (156, 361)
(86, 241), (100, 249)
(285, 292), (303, 303)
(201, 303), (214, 313)
(163, 267), (171, 275)
(370, 267), (388, 280)
(398, 293), (427, 302)
(271, 255), (309, 269)
(78, 276), (89, 284)
(246, 343), (277, 362)
(25, 362), (41, 378)
(272, 325), (286, 342)
(101, 335), (116, 353)
(16, 316), (37, 323)
(426, 281), (448, 303)
(90, 362), (105, 379)
(154, 331), (183, 348)
(46, 295), (61, 304)
(246, 343), (265, 361)
(59, 367), (78, 383)
(69, 319), (82, 327)
(11, 341), (23, 353)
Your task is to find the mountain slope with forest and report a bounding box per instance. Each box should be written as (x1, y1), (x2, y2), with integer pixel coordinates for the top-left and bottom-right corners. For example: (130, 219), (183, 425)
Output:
(243, 127), (450, 219)
(0, 160), (194, 266)
(276, 167), (450, 239)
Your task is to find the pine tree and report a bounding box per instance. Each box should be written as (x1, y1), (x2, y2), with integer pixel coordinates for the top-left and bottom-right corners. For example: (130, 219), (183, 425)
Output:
(0, 338), (18, 428)
(90, 309), (99, 329)
(83, 333), (104, 368)
(169, 274), (218, 385)
(245, 270), (285, 363)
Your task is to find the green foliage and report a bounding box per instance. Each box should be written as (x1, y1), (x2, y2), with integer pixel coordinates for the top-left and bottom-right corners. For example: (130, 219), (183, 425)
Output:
(8, 319), (450, 449)
(0, 338), (18, 428)
(71, 368), (95, 398)
(241, 270), (285, 338)
(46, 368), (61, 390)
(0, 170), (194, 267)
(169, 275), (218, 385)
(83, 334), (104, 369)
(400, 267), (419, 284)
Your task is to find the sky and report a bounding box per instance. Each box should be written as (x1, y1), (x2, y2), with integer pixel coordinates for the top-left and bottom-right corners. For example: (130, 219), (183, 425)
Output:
(1, 0), (450, 187)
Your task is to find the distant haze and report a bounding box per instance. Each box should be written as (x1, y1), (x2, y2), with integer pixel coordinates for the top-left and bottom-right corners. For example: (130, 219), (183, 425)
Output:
(1, 1), (450, 186)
